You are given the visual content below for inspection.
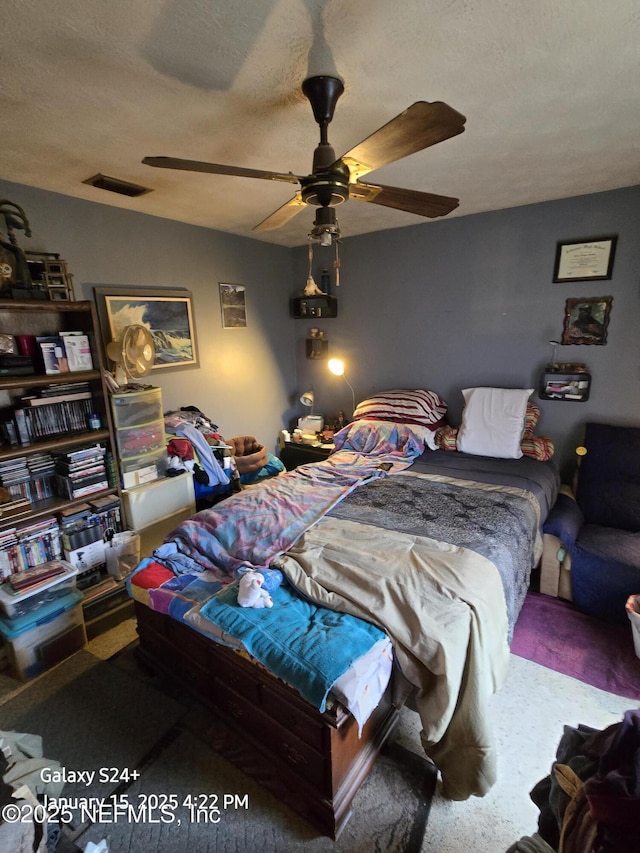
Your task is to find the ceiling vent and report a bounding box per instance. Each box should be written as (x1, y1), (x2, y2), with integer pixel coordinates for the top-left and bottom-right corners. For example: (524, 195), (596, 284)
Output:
(83, 173), (152, 198)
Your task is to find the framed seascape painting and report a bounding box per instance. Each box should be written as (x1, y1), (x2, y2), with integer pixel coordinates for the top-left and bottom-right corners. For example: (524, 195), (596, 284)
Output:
(94, 285), (199, 372)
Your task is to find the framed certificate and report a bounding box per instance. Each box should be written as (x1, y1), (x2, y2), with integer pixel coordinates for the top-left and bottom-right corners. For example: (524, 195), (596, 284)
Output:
(553, 236), (617, 282)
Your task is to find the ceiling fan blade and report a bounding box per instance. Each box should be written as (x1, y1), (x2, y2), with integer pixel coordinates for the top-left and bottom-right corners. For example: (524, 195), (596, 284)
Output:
(253, 193), (307, 232)
(350, 182), (459, 218)
(143, 156), (300, 185)
(338, 101), (466, 181)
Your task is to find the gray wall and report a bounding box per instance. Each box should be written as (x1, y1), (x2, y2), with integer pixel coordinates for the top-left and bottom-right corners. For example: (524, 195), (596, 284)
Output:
(294, 185), (640, 479)
(0, 179), (297, 452)
(3, 177), (639, 480)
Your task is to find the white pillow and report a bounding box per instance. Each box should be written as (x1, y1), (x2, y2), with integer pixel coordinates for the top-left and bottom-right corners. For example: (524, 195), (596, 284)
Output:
(456, 387), (533, 459)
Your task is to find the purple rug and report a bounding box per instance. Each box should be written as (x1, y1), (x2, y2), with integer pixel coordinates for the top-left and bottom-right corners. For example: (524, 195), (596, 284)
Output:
(511, 592), (640, 700)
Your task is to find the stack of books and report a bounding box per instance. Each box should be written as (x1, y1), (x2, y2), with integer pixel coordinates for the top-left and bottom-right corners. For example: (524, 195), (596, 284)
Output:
(20, 381), (93, 405)
(53, 444), (108, 500)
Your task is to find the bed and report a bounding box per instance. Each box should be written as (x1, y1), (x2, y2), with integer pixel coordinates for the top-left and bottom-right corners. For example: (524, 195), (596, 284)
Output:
(128, 387), (559, 837)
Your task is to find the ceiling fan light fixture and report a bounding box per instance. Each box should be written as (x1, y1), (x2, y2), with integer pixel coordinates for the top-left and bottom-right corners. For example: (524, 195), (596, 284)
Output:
(309, 206), (340, 246)
(142, 74), (465, 240)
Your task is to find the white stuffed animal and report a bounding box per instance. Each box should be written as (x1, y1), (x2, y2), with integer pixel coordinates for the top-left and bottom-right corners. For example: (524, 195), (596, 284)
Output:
(237, 570), (273, 608)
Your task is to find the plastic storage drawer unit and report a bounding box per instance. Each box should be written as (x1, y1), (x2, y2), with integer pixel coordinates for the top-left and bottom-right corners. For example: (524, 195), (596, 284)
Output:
(0, 589), (86, 680)
(110, 386), (167, 489)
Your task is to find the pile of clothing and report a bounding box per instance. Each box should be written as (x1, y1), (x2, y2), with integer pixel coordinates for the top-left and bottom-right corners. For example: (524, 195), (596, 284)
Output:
(164, 407), (284, 506)
(508, 709), (640, 853)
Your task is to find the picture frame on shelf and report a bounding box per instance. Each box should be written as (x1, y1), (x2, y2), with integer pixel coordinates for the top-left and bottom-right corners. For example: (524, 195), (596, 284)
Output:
(561, 296), (612, 346)
(93, 285), (199, 372)
(553, 236), (617, 282)
(219, 283), (247, 328)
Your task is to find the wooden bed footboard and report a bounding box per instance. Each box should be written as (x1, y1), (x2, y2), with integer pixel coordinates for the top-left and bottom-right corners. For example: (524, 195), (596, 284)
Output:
(133, 601), (400, 838)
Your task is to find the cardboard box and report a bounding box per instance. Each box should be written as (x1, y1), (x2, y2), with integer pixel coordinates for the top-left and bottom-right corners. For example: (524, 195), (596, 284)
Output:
(63, 538), (106, 573)
(36, 336), (70, 375)
(60, 333), (94, 372)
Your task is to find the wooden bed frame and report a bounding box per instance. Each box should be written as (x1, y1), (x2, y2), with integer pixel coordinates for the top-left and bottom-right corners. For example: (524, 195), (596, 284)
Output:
(133, 601), (400, 838)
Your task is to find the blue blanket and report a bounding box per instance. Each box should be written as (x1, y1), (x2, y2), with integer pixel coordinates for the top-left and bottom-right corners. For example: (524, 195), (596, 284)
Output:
(199, 582), (386, 711)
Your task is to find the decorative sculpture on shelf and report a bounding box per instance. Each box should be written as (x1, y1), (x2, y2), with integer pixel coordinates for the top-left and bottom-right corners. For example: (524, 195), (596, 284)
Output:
(0, 199), (43, 298)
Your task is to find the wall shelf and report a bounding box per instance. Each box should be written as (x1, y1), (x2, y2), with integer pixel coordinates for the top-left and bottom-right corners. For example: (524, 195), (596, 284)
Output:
(540, 369), (591, 402)
(291, 295), (337, 319)
(305, 338), (329, 359)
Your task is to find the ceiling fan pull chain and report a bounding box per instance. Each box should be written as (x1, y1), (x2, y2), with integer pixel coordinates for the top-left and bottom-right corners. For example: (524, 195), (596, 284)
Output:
(334, 241), (340, 287)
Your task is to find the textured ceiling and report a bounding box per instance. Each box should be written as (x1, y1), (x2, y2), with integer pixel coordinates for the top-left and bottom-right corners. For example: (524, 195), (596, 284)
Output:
(1, 0), (639, 247)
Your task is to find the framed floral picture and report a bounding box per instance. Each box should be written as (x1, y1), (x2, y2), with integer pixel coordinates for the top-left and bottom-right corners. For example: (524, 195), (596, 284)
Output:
(561, 296), (612, 346)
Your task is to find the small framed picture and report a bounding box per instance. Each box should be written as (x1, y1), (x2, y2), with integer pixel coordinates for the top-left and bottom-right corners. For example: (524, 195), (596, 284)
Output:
(561, 296), (612, 346)
(553, 236), (617, 282)
(219, 283), (247, 328)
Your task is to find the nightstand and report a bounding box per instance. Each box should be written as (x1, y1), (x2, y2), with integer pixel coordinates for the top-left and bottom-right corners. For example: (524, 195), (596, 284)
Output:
(280, 441), (334, 470)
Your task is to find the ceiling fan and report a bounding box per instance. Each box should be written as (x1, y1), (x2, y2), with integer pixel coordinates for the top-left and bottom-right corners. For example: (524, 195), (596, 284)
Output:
(143, 76), (466, 243)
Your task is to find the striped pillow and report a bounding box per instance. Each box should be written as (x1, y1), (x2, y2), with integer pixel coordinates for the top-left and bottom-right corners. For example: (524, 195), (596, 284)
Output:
(523, 402), (541, 436)
(353, 389), (447, 430)
(435, 424), (555, 461)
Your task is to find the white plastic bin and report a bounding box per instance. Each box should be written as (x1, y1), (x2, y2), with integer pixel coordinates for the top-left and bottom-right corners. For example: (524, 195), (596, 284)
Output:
(122, 473), (195, 530)
(626, 594), (640, 659)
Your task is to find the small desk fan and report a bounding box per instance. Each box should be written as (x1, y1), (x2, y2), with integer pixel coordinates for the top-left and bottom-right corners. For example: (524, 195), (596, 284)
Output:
(107, 323), (155, 385)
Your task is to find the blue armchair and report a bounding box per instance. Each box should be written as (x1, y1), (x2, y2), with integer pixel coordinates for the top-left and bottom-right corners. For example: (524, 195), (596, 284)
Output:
(541, 422), (640, 624)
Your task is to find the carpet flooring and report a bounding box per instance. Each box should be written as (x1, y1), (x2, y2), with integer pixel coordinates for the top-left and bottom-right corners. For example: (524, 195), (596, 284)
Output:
(511, 591), (640, 700)
(1, 643), (437, 853)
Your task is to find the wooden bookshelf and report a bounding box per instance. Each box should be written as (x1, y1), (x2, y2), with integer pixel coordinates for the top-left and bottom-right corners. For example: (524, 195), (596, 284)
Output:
(0, 300), (118, 530)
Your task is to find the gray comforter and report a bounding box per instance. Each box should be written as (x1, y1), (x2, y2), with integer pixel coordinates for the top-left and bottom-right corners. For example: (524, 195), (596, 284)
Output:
(275, 450), (559, 800)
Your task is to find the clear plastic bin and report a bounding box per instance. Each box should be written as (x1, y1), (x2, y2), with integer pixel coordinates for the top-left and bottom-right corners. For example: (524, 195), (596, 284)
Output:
(0, 589), (86, 680)
(111, 387), (162, 428)
(0, 563), (78, 619)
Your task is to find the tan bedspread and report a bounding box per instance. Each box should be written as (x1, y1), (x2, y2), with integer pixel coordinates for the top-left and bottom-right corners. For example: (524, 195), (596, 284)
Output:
(274, 515), (510, 800)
